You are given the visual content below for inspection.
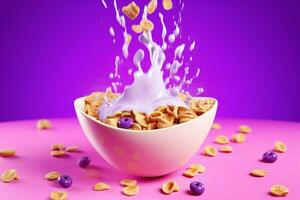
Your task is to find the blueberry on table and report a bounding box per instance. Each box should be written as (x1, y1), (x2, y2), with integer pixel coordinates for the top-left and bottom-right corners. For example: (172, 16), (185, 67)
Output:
(58, 175), (73, 188)
(77, 156), (91, 168)
(118, 117), (134, 129)
(262, 151), (277, 163)
(190, 181), (205, 196)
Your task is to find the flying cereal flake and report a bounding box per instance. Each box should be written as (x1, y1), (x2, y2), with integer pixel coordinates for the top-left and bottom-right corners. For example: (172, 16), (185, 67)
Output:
(274, 141), (287, 153)
(204, 145), (217, 157)
(147, 0), (157, 14)
(215, 135), (229, 144)
(122, 185), (139, 196)
(270, 185), (289, 197)
(120, 179), (137, 187)
(131, 24), (143, 33)
(162, 181), (180, 194)
(45, 171), (61, 181)
(250, 169), (267, 177)
(238, 125), (252, 133)
(37, 119), (51, 130)
(50, 191), (67, 200)
(163, 0), (173, 10)
(219, 145), (233, 153)
(122, 2), (140, 20)
(232, 133), (246, 143)
(140, 19), (154, 32)
(1, 169), (18, 183)
(93, 182), (110, 191)
(0, 149), (16, 157)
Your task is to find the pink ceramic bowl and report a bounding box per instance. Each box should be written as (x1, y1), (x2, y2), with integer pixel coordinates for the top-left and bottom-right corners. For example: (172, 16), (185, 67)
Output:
(74, 97), (218, 177)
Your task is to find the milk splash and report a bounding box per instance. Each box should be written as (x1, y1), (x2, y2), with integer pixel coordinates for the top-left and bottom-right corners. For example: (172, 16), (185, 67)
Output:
(99, 0), (201, 120)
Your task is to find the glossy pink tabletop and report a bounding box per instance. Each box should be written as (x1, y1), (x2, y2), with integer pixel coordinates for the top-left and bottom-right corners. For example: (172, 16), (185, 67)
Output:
(0, 118), (299, 199)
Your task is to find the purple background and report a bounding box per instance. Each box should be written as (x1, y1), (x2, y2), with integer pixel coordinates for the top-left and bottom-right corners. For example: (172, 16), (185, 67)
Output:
(0, 0), (299, 122)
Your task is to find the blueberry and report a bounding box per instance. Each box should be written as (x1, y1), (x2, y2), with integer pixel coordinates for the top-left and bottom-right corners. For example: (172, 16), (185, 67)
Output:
(190, 181), (205, 196)
(58, 175), (73, 188)
(77, 156), (91, 168)
(262, 151), (277, 163)
(117, 117), (133, 129)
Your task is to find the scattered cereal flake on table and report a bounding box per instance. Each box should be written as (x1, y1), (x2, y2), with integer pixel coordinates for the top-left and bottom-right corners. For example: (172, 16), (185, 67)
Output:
(219, 145), (233, 153)
(183, 168), (198, 178)
(162, 181), (180, 194)
(131, 24), (143, 33)
(274, 141), (287, 153)
(50, 191), (67, 200)
(204, 145), (217, 157)
(93, 182), (110, 191)
(270, 184), (289, 197)
(212, 122), (221, 130)
(51, 150), (66, 157)
(250, 169), (267, 177)
(122, 2), (140, 20)
(37, 119), (51, 130)
(45, 171), (61, 181)
(163, 0), (173, 10)
(215, 135), (229, 144)
(147, 0), (157, 14)
(238, 125), (252, 133)
(1, 169), (18, 183)
(0, 149), (16, 157)
(65, 146), (79, 152)
(140, 19), (154, 32)
(190, 163), (206, 173)
(51, 144), (65, 151)
(232, 133), (246, 143)
(122, 185), (139, 196)
(120, 179), (137, 187)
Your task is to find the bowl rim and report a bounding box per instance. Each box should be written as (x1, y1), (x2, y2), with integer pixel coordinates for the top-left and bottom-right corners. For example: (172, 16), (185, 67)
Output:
(74, 96), (218, 135)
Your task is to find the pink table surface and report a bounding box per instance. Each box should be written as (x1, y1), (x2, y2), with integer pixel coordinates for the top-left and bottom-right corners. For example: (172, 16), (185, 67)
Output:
(0, 118), (299, 200)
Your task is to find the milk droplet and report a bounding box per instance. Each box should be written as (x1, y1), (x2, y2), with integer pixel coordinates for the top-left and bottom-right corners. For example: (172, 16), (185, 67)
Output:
(114, 56), (120, 77)
(168, 23), (180, 44)
(174, 43), (185, 59)
(195, 68), (200, 77)
(165, 63), (171, 70)
(174, 75), (181, 82)
(189, 40), (195, 51)
(168, 34), (175, 43)
(102, 0), (107, 9)
(189, 56), (193, 61)
(109, 27), (115, 37)
(170, 60), (182, 75)
(112, 82), (118, 92)
(159, 13), (167, 50)
(128, 68), (133, 75)
(133, 49), (144, 73)
(197, 87), (204, 95)
(109, 73), (114, 79)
